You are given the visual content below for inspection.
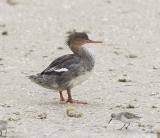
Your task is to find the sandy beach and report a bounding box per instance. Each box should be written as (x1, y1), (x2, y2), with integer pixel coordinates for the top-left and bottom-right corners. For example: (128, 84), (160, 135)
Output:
(0, 0), (160, 137)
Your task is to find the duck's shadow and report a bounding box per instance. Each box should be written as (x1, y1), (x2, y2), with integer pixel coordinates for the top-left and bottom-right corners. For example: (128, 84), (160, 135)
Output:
(36, 100), (104, 108)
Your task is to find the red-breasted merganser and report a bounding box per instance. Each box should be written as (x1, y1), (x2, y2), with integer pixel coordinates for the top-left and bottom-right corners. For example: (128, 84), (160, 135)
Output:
(29, 31), (102, 104)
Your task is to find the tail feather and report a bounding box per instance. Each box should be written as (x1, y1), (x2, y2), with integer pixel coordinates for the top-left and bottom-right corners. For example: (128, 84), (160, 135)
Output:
(28, 74), (54, 89)
(28, 74), (43, 84)
(28, 75), (38, 80)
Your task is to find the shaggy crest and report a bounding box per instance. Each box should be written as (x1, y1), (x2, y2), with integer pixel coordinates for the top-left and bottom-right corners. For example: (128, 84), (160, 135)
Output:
(66, 30), (89, 46)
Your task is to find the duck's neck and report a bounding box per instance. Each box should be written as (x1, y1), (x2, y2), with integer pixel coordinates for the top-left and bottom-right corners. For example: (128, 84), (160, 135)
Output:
(79, 46), (94, 58)
(79, 46), (95, 70)
(70, 44), (95, 69)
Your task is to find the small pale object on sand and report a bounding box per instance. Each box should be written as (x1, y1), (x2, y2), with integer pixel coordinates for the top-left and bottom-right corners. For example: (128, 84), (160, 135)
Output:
(0, 120), (8, 137)
(66, 107), (83, 118)
(108, 112), (141, 130)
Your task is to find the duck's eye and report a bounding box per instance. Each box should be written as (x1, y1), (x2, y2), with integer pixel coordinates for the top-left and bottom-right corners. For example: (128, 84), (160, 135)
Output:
(81, 35), (88, 40)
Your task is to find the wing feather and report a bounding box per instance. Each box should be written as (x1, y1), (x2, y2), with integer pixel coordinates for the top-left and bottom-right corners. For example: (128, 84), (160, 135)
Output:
(41, 54), (80, 75)
(124, 112), (141, 119)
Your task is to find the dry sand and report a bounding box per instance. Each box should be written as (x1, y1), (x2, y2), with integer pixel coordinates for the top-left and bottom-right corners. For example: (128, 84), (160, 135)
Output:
(0, 0), (160, 137)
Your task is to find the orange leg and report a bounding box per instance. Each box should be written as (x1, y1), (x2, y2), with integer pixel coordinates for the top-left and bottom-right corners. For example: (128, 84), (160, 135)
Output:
(66, 89), (87, 104)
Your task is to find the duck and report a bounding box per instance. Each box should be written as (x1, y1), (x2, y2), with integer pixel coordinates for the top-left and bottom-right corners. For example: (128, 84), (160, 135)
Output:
(29, 30), (102, 104)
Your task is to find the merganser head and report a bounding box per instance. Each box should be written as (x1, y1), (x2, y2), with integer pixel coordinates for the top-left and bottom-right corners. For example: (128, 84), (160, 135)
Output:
(66, 30), (102, 54)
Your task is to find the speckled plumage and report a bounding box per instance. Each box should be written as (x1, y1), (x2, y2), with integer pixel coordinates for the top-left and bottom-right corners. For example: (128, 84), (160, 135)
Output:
(108, 112), (141, 130)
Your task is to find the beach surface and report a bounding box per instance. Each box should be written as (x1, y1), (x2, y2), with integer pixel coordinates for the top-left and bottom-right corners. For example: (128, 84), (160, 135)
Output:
(0, 0), (160, 137)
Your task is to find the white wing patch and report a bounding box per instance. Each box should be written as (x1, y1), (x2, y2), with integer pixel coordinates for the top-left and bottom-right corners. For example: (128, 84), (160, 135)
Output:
(47, 67), (68, 72)
(54, 68), (68, 72)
